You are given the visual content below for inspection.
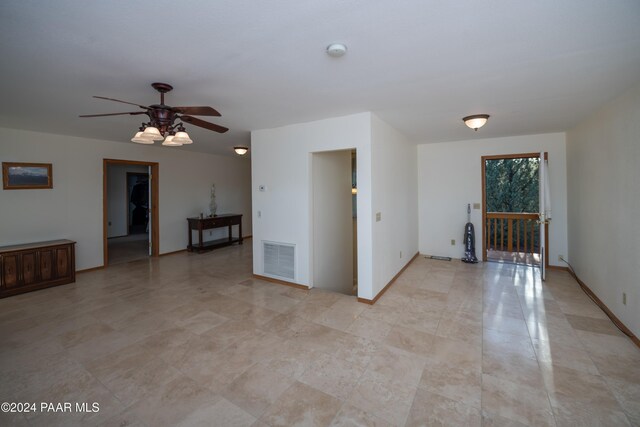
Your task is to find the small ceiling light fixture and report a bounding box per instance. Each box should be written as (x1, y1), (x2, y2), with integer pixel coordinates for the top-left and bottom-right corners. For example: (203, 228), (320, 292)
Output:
(463, 114), (490, 131)
(234, 146), (249, 156)
(326, 43), (347, 58)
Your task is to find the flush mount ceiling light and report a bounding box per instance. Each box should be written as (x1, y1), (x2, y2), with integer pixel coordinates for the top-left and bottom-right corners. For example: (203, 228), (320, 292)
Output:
(463, 114), (490, 131)
(234, 146), (249, 156)
(79, 82), (229, 147)
(326, 43), (347, 57)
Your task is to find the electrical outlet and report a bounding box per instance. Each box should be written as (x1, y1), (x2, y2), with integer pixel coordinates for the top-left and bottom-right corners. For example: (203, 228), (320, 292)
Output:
(400, 251), (402, 258)
(257, 210), (262, 218)
(259, 185), (266, 192)
(376, 212), (382, 222)
(623, 293), (627, 305)
(451, 239), (455, 245)
(558, 254), (563, 261)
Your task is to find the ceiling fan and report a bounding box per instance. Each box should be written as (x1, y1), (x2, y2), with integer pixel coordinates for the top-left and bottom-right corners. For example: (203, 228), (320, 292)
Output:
(79, 82), (228, 146)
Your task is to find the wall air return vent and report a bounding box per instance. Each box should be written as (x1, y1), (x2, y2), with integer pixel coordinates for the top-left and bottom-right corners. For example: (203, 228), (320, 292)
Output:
(263, 241), (295, 281)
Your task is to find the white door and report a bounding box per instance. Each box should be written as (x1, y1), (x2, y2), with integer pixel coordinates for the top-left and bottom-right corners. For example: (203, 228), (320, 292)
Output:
(538, 152), (551, 280)
(148, 166), (152, 256)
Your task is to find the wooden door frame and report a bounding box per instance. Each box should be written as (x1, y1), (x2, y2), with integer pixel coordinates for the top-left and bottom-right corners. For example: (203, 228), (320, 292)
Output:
(125, 172), (149, 235)
(103, 159), (159, 266)
(481, 152), (549, 268)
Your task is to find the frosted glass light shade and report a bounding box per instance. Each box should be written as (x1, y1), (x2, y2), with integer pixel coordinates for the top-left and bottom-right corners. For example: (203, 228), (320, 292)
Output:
(234, 146), (248, 155)
(142, 126), (164, 141)
(131, 131), (155, 144)
(463, 114), (490, 131)
(162, 135), (183, 146)
(172, 131), (192, 144)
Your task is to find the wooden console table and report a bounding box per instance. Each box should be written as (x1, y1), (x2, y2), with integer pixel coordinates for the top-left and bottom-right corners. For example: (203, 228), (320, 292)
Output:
(187, 214), (243, 253)
(0, 239), (76, 298)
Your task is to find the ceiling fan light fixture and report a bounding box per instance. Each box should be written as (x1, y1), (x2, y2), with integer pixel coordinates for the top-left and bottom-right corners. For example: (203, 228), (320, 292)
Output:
(172, 131), (192, 144)
(463, 114), (490, 131)
(131, 131), (155, 144)
(80, 83), (229, 148)
(234, 146), (248, 156)
(162, 135), (183, 146)
(142, 126), (164, 141)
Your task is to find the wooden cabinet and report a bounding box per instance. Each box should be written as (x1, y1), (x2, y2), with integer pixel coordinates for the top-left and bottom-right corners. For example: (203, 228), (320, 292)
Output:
(0, 240), (76, 298)
(187, 214), (243, 253)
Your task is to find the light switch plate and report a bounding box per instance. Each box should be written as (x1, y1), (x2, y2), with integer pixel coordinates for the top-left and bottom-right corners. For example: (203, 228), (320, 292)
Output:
(473, 203), (481, 209)
(376, 212), (382, 222)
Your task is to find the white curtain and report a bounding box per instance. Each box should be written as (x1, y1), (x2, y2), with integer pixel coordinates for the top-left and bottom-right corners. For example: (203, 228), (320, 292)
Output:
(543, 158), (552, 221)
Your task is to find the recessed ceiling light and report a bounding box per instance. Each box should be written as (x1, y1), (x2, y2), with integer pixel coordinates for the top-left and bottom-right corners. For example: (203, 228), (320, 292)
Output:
(326, 43), (347, 57)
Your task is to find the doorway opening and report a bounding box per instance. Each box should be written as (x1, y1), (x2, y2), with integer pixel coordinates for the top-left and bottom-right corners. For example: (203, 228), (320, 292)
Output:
(481, 153), (548, 267)
(103, 159), (159, 266)
(312, 149), (358, 295)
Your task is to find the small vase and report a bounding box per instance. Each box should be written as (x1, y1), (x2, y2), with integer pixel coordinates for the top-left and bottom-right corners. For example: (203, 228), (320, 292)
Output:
(209, 184), (217, 217)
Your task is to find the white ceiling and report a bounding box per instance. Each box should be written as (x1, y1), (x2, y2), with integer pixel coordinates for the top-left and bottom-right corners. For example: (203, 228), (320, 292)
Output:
(1, 0), (639, 156)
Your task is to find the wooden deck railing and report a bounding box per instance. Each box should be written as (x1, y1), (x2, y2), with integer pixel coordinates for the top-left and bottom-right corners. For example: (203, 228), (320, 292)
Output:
(486, 212), (540, 255)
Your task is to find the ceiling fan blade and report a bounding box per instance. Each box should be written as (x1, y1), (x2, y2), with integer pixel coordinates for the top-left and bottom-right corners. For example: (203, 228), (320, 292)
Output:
(93, 96), (150, 109)
(172, 106), (221, 117)
(79, 111), (146, 118)
(180, 115), (229, 133)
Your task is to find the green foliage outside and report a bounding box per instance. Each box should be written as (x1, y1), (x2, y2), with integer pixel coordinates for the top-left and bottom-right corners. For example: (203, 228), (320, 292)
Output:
(485, 157), (540, 254)
(485, 157), (539, 213)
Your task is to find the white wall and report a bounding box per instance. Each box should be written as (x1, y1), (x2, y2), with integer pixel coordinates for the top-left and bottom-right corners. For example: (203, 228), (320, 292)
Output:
(312, 150), (353, 294)
(0, 127), (252, 270)
(567, 82), (640, 337)
(417, 133), (568, 266)
(371, 115), (419, 297)
(251, 112), (373, 297)
(251, 112), (418, 301)
(106, 164), (147, 238)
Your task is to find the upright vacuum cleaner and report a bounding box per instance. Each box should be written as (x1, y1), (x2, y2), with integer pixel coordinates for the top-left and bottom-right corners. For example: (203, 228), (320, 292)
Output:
(462, 204), (478, 263)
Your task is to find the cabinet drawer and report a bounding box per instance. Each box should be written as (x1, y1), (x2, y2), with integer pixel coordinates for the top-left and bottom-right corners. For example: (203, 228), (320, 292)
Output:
(22, 251), (37, 285)
(55, 247), (71, 279)
(40, 250), (53, 281)
(1, 254), (19, 289)
(202, 217), (231, 228)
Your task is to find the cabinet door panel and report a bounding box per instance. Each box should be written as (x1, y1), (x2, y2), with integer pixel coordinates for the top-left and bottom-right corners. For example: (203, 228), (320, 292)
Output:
(22, 252), (37, 285)
(2, 255), (20, 289)
(55, 248), (69, 278)
(40, 250), (53, 281)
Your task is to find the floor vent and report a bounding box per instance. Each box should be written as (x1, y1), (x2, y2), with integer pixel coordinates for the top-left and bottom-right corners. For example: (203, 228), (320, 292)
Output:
(263, 241), (295, 281)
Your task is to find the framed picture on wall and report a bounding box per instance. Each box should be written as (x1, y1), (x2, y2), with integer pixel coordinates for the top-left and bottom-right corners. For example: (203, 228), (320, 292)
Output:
(2, 162), (53, 190)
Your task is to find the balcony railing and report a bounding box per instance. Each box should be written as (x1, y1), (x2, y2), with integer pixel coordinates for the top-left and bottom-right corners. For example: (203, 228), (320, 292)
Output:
(485, 212), (540, 259)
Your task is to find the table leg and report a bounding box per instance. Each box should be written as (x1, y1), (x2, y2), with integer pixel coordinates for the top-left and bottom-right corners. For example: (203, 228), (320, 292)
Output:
(188, 223), (192, 251)
(239, 220), (243, 244)
(198, 226), (203, 249)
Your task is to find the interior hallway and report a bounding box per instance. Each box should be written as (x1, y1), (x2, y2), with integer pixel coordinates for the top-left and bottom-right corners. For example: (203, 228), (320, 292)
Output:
(107, 234), (149, 265)
(0, 245), (638, 426)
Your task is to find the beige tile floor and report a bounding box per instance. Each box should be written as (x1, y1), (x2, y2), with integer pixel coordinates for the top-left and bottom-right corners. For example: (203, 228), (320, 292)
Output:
(107, 234), (150, 265)
(1, 243), (639, 426)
